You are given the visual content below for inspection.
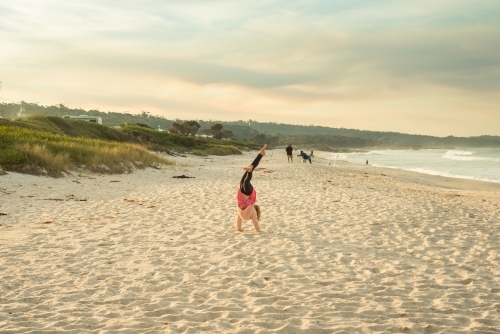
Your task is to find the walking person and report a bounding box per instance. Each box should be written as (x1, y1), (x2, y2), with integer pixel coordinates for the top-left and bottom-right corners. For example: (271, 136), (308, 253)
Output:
(286, 144), (293, 163)
(236, 144), (267, 232)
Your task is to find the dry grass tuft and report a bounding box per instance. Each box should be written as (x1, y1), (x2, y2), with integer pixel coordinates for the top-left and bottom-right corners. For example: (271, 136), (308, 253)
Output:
(17, 143), (71, 175)
(1, 125), (174, 177)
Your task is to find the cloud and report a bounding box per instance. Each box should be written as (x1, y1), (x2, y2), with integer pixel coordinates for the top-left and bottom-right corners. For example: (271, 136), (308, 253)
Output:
(1, 0), (500, 135)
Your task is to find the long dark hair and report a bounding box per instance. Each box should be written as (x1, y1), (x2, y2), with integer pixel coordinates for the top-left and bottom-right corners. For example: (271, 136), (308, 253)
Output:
(253, 204), (261, 220)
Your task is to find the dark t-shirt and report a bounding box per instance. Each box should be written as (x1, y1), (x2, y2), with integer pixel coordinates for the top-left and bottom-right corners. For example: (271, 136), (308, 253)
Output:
(286, 146), (293, 155)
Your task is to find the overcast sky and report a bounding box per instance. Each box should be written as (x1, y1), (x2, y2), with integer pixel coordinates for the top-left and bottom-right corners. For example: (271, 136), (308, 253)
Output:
(1, 0), (499, 136)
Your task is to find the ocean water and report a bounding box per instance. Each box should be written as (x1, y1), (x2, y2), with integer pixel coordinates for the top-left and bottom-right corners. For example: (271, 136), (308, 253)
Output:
(319, 148), (500, 184)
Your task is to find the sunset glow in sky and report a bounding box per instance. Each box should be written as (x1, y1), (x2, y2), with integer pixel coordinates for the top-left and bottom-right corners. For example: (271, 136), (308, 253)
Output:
(1, 0), (499, 136)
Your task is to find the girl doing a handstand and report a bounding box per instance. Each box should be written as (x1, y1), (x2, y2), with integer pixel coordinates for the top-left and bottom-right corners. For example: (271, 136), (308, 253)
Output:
(236, 144), (266, 232)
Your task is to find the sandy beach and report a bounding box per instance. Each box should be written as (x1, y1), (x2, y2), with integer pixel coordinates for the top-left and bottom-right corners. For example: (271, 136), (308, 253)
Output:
(1, 150), (499, 333)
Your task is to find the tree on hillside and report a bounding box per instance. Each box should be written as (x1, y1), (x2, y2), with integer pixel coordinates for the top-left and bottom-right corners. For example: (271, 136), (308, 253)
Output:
(211, 123), (224, 139)
(181, 120), (200, 136)
(169, 122), (183, 134)
(223, 130), (235, 140)
(249, 133), (280, 147)
(220, 124), (259, 140)
(250, 133), (267, 144)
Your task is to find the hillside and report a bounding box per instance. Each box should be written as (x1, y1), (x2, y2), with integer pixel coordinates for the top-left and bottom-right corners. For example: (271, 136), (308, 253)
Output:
(243, 120), (500, 148)
(0, 115), (260, 177)
(2, 102), (499, 149)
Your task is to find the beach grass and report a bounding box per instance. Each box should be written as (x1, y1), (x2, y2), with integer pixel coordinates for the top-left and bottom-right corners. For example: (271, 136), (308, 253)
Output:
(0, 125), (172, 176)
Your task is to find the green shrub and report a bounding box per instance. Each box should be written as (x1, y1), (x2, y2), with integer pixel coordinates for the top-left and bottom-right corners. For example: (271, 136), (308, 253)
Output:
(0, 125), (173, 177)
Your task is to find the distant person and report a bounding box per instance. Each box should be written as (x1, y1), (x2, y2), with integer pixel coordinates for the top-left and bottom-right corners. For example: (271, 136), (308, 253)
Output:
(366, 160), (368, 165)
(236, 144), (267, 232)
(310, 150), (314, 157)
(300, 151), (312, 164)
(285, 144), (294, 163)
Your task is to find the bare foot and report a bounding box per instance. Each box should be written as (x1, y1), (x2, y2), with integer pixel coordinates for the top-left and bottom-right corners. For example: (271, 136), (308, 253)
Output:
(259, 144), (267, 156)
(238, 229), (243, 232)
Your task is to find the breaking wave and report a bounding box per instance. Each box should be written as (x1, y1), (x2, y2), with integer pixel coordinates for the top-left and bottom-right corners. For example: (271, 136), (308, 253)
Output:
(442, 150), (500, 162)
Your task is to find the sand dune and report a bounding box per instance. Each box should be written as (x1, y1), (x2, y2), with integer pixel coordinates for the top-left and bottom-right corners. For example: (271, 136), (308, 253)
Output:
(1, 151), (499, 333)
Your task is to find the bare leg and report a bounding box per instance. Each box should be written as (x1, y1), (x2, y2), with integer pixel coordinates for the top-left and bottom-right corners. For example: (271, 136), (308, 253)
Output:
(240, 144), (267, 195)
(244, 144), (267, 172)
(236, 214), (243, 232)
